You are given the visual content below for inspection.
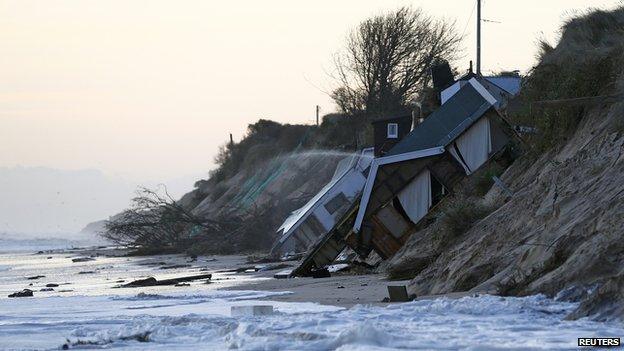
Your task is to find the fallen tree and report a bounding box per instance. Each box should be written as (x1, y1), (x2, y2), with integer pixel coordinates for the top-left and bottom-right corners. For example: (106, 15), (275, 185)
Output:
(101, 187), (230, 249)
(101, 186), (277, 255)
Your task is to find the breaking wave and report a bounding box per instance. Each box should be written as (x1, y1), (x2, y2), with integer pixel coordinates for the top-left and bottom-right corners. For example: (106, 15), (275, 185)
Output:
(0, 292), (622, 350)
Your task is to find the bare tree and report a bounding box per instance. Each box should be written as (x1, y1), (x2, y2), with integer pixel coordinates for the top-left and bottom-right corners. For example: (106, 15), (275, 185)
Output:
(332, 7), (461, 116)
(101, 186), (277, 254)
(101, 186), (229, 248)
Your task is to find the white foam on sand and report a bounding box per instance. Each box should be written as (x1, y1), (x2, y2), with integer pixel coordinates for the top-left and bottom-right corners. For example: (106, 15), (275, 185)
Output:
(0, 292), (622, 350)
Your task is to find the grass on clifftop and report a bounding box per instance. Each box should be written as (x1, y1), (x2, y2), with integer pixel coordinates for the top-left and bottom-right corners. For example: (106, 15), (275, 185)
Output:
(512, 7), (624, 152)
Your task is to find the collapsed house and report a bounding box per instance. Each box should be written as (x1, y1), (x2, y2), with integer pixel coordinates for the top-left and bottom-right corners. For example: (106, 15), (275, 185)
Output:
(283, 75), (521, 276)
(347, 77), (519, 259)
(270, 148), (374, 258)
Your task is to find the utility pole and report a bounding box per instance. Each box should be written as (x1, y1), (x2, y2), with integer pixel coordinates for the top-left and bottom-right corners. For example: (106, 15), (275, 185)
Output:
(315, 105), (320, 126)
(229, 133), (234, 146)
(476, 0), (482, 76)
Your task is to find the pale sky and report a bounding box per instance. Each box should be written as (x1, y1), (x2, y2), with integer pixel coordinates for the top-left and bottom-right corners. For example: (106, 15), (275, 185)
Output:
(1, 0), (621, 181)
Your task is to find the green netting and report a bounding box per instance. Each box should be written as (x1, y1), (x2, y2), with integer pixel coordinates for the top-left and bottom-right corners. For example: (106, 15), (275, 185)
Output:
(228, 129), (312, 210)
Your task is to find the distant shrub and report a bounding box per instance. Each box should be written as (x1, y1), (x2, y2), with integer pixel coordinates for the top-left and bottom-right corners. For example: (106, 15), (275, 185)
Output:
(211, 120), (315, 182)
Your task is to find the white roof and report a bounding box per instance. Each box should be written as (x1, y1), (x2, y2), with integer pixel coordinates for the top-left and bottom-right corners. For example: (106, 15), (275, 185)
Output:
(353, 146), (445, 233)
(276, 148), (374, 244)
(441, 76), (509, 106)
(484, 76), (521, 95)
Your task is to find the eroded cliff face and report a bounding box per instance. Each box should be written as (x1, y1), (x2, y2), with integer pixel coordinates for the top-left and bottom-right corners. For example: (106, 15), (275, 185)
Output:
(386, 7), (624, 320)
(188, 151), (344, 219)
(389, 78), (624, 318)
(387, 75), (624, 321)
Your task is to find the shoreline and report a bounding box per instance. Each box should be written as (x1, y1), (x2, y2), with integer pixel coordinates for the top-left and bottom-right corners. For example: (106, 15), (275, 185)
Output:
(2, 246), (622, 350)
(224, 270), (477, 308)
(3, 245), (474, 309)
(225, 272), (409, 308)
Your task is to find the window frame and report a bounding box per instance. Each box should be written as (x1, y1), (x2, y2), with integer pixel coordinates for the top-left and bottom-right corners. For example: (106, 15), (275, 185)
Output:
(387, 123), (399, 139)
(324, 192), (349, 215)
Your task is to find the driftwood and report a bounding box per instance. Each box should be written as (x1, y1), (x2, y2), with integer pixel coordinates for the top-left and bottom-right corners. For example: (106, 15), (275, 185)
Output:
(8, 289), (34, 298)
(120, 274), (212, 288)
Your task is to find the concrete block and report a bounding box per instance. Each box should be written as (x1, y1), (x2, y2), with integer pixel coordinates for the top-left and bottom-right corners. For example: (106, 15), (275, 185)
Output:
(387, 285), (410, 302)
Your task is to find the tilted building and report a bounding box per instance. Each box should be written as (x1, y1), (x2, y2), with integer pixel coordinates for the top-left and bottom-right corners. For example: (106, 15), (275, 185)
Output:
(348, 78), (519, 259)
(270, 148), (374, 258)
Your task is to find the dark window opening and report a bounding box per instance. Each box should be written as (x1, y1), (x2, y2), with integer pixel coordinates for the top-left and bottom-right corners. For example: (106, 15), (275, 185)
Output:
(431, 174), (446, 206)
(392, 197), (412, 223)
(324, 192), (349, 214)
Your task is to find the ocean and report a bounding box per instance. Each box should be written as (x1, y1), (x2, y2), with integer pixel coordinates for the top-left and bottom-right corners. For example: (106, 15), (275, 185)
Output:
(0, 240), (622, 350)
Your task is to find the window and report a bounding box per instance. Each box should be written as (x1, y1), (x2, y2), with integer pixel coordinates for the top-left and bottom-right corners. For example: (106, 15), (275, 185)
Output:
(387, 123), (398, 139)
(324, 192), (349, 215)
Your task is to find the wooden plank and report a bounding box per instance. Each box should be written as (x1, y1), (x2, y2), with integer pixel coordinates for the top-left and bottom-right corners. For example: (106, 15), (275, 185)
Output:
(370, 215), (403, 259)
(376, 206), (410, 239)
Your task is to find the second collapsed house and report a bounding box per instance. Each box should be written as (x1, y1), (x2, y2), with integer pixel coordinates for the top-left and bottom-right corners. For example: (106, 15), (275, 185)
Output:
(270, 148), (374, 257)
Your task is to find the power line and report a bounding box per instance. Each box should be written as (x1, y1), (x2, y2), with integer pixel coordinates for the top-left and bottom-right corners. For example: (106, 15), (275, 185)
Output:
(460, 0), (478, 39)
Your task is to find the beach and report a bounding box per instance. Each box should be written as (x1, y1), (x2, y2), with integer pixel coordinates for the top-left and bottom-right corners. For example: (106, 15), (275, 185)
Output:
(1, 244), (623, 350)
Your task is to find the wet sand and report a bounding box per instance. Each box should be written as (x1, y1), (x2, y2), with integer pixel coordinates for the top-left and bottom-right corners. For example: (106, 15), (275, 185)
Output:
(3, 245), (469, 309)
(225, 271), (412, 307)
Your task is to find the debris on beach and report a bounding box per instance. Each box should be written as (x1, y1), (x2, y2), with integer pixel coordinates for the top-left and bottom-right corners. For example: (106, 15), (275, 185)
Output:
(120, 274), (212, 288)
(310, 268), (331, 278)
(237, 266), (259, 273)
(215, 266), (258, 274)
(257, 263), (292, 272)
(8, 289), (34, 298)
(72, 257), (95, 263)
(273, 269), (292, 279)
(62, 331), (151, 349)
(46, 283), (59, 287)
(327, 264), (350, 273)
(26, 275), (45, 280)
